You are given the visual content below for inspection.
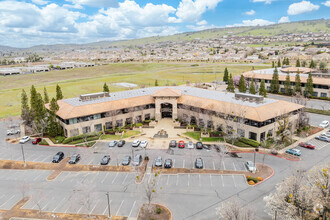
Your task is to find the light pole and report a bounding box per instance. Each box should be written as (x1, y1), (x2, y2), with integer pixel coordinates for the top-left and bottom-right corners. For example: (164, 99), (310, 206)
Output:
(106, 192), (111, 219)
(21, 144), (26, 167)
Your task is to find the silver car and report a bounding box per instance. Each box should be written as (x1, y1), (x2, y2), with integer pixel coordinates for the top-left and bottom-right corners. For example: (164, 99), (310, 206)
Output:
(245, 161), (256, 172)
(109, 140), (117, 147)
(187, 141), (194, 149)
(133, 154), (143, 166)
(155, 156), (162, 167)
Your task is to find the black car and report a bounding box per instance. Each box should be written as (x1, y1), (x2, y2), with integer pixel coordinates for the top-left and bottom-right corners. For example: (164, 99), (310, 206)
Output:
(164, 159), (173, 168)
(195, 158), (203, 169)
(118, 140), (126, 147)
(122, 155), (131, 166)
(100, 155), (110, 165)
(169, 140), (176, 148)
(68, 154), (80, 164)
(52, 152), (64, 163)
(196, 142), (203, 149)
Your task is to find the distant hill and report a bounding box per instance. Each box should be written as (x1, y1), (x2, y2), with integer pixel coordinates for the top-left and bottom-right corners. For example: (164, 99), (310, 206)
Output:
(1, 19), (329, 52)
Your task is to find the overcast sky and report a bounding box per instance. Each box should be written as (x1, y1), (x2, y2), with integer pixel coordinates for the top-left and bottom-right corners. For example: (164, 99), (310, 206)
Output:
(0, 0), (329, 48)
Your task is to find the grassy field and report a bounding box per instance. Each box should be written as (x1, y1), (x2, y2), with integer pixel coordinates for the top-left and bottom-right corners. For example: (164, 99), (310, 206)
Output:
(0, 62), (269, 118)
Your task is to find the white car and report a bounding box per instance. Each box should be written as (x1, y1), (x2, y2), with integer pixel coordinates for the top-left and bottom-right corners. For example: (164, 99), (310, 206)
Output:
(140, 140), (148, 148)
(7, 130), (14, 135)
(132, 139), (141, 147)
(19, 136), (30, 144)
(187, 141), (194, 149)
(245, 161), (257, 172)
(319, 121), (329, 128)
(321, 132), (330, 138)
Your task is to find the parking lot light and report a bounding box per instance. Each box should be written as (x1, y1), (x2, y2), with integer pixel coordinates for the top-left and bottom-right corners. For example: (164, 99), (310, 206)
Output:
(20, 144), (26, 167)
(106, 192), (111, 219)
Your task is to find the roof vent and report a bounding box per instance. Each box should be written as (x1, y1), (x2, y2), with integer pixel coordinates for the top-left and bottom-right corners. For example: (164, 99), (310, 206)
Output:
(79, 92), (110, 101)
(235, 93), (264, 103)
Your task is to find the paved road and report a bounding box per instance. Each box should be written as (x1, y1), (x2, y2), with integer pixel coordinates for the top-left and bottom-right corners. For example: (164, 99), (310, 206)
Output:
(268, 94), (330, 110)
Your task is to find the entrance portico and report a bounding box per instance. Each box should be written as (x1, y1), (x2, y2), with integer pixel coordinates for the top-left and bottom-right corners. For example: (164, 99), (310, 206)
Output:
(152, 88), (181, 121)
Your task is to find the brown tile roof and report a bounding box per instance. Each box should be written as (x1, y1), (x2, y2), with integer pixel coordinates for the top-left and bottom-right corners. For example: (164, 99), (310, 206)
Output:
(243, 71), (330, 86)
(152, 88), (182, 97)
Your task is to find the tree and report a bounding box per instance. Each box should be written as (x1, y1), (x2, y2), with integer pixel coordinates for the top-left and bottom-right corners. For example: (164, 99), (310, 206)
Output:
(296, 59), (301, 67)
(238, 75), (247, 93)
(319, 61), (326, 70)
(103, 83), (109, 92)
(270, 67), (280, 93)
(43, 87), (49, 104)
(277, 58), (281, 67)
(154, 80), (159, 86)
(47, 98), (62, 137)
(259, 79), (267, 97)
(301, 60), (307, 67)
(286, 57), (290, 66)
(284, 73), (292, 95)
(272, 61), (275, 68)
(216, 199), (257, 220)
(249, 78), (256, 94)
(309, 60), (316, 68)
(294, 72), (301, 94)
(223, 67), (229, 82)
(21, 89), (30, 123)
(305, 73), (314, 97)
(226, 74), (235, 92)
(56, 84), (63, 100)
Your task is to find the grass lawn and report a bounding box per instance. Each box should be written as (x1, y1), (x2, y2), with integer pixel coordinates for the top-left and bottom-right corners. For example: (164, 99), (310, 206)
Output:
(184, 131), (224, 142)
(100, 130), (141, 140)
(0, 62), (269, 118)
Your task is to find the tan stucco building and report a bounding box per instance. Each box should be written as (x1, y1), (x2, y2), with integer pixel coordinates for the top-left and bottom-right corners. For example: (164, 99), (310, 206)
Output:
(47, 87), (304, 142)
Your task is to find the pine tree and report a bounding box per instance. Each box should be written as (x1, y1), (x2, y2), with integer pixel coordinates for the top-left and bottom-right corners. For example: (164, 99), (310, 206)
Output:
(309, 60), (316, 68)
(302, 60), (307, 67)
(270, 67), (280, 93)
(249, 78), (256, 94)
(223, 67), (229, 82)
(284, 73), (291, 95)
(277, 59), (281, 67)
(259, 79), (267, 97)
(286, 58), (290, 66)
(272, 61), (275, 68)
(43, 87), (49, 104)
(56, 84), (63, 100)
(30, 85), (38, 120)
(226, 74), (235, 92)
(238, 75), (247, 93)
(296, 59), (301, 67)
(305, 73), (314, 97)
(50, 97), (59, 113)
(155, 80), (159, 86)
(47, 98), (62, 137)
(294, 72), (301, 94)
(103, 83), (109, 92)
(21, 89), (30, 123)
(34, 93), (46, 121)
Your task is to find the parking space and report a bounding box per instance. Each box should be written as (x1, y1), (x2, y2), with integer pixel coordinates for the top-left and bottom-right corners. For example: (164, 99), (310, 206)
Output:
(304, 138), (330, 150)
(0, 169), (51, 182)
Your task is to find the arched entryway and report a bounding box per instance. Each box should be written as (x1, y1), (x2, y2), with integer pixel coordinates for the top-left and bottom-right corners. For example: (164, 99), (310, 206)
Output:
(161, 103), (173, 118)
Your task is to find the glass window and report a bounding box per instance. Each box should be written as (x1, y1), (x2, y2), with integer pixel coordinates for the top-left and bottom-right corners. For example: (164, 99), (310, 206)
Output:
(321, 93), (327, 98)
(249, 132), (257, 141)
(144, 114), (150, 120)
(105, 122), (112, 130)
(94, 114), (101, 120)
(69, 118), (78, 124)
(70, 128), (79, 136)
(94, 124), (102, 132)
(116, 119), (123, 127)
(313, 92), (318, 97)
(82, 126), (91, 134)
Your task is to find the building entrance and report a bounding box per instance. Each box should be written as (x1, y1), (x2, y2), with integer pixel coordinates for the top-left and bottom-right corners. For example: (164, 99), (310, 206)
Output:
(161, 103), (173, 118)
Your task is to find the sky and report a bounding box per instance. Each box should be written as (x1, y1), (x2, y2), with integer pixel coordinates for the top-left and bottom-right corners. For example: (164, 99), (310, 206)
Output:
(0, 0), (329, 48)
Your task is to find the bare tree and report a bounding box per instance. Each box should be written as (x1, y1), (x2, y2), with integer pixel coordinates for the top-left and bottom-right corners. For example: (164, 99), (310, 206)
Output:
(144, 172), (160, 217)
(217, 144), (229, 170)
(75, 180), (98, 217)
(18, 180), (30, 198)
(216, 198), (258, 220)
(292, 93), (309, 131)
(32, 118), (48, 138)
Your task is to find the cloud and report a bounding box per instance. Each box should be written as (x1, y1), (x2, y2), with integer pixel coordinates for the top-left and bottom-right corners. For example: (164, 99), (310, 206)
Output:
(252, 0), (274, 4)
(278, 16), (290, 23)
(227, 19), (275, 27)
(197, 20), (207, 25)
(65, 0), (119, 8)
(31, 0), (48, 5)
(63, 4), (84, 9)
(322, 1), (330, 7)
(245, 9), (255, 15)
(287, 1), (319, 15)
(176, 0), (222, 22)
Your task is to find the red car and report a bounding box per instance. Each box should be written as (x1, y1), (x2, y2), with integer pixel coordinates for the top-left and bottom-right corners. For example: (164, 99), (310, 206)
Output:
(32, 137), (42, 145)
(178, 140), (185, 148)
(299, 142), (315, 149)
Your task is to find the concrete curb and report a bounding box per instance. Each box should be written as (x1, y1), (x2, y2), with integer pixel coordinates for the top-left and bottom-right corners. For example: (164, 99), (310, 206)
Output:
(253, 163), (275, 187)
(39, 144), (88, 148)
(230, 151), (301, 161)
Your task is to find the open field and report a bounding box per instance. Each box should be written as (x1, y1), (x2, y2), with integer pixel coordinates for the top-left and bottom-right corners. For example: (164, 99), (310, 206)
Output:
(0, 62), (269, 118)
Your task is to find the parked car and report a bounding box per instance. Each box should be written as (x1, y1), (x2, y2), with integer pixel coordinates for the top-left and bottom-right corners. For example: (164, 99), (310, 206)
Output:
(155, 156), (162, 167)
(6, 130), (13, 135)
(178, 140), (185, 148)
(187, 141), (194, 149)
(319, 120), (329, 128)
(118, 140), (126, 147)
(52, 152), (64, 163)
(100, 155), (111, 165)
(245, 161), (256, 172)
(133, 154), (143, 166)
(132, 140), (141, 147)
(286, 148), (302, 156)
(164, 159), (173, 168)
(169, 140), (176, 148)
(122, 155), (131, 166)
(109, 140), (118, 147)
(195, 158), (203, 169)
(196, 142), (203, 149)
(32, 137), (42, 145)
(299, 142), (315, 149)
(203, 144), (210, 150)
(140, 140), (148, 148)
(68, 154), (81, 164)
(316, 136), (330, 142)
(19, 136), (30, 144)
(321, 132), (330, 138)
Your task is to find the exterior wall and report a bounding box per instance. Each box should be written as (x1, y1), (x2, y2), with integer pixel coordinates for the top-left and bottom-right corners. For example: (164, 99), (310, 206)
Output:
(154, 97), (178, 121)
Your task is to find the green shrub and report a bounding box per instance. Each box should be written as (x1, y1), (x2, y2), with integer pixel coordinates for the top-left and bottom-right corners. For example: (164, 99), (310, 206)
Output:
(55, 136), (65, 143)
(62, 133), (99, 144)
(144, 120), (151, 123)
(38, 140), (49, 145)
(247, 176), (259, 183)
(156, 207), (162, 214)
(69, 136), (99, 145)
(240, 138), (260, 148)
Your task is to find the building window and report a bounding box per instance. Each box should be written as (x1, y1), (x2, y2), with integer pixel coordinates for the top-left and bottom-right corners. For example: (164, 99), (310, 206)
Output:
(321, 93), (327, 98)
(64, 129), (68, 137)
(145, 114), (150, 120)
(199, 119), (205, 128)
(313, 92), (318, 97)
(82, 126), (91, 134)
(116, 119), (123, 127)
(267, 129), (273, 137)
(207, 121), (213, 129)
(126, 117), (132, 125)
(227, 126), (233, 134)
(280, 88), (285, 93)
(94, 124), (102, 132)
(260, 132), (266, 141)
(237, 129), (245, 137)
(136, 115), (142, 123)
(94, 114), (101, 120)
(69, 118), (78, 125)
(249, 132), (257, 141)
(70, 128), (79, 136)
(266, 86), (270, 91)
(105, 122), (112, 130)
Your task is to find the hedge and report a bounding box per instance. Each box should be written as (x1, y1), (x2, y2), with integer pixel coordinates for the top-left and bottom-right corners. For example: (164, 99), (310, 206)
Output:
(68, 136), (99, 145)
(63, 133), (99, 144)
(39, 140), (49, 145)
(240, 138), (260, 148)
(247, 176), (259, 183)
(305, 108), (330, 116)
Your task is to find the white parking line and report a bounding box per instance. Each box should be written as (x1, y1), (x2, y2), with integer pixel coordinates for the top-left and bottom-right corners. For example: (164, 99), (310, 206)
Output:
(89, 201), (99, 215)
(243, 162), (248, 171)
(188, 174), (190, 187)
(116, 200), (124, 216)
(198, 174), (201, 187)
(212, 161), (215, 170)
(232, 175), (237, 188)
(128, 200), (136, 217)
(102, 200), (112, 215)
(33, 172), (44, 181)
(77, 204), (84, 214)
(101, 172), (109, 184)
(42, 199), (52, 210)
(222, 161), (226, 170)
(0, 195), (15, 208)
(233, 162), (237, 171)
(52, 197), (67, 212)
(111, 173), (119, 184)
(210, 175), (213, 187)
(166, 175), (170, 185)
(173, 159), (175, 168)
(183, 160), (185, 168)
(41, 155), (51, 163)
(221, 175), (224, 187)
(88, 158), (95, 165)
(122, 173), (128, 184)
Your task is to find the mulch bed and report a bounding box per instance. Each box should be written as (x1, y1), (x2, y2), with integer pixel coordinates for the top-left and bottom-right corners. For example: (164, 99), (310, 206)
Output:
(136, 159), (149, 184)
(138, 204), (171, 220)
